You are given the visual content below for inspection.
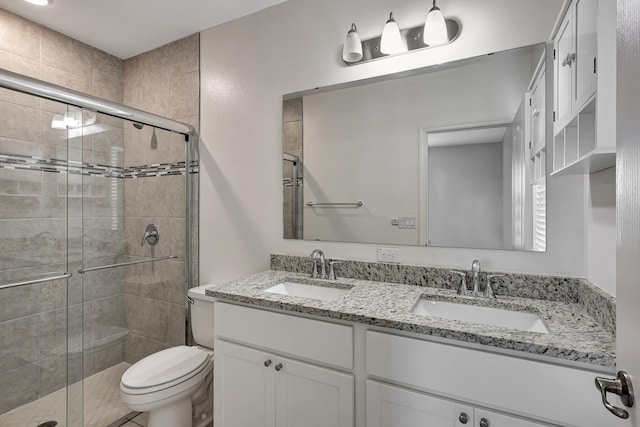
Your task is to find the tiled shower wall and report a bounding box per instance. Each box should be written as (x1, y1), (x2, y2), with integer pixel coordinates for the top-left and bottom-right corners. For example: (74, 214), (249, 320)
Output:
(121, 34), (200, 364)
(283, 97), (303, 239)
(0, 8), (126, 414)
(0, 8), (200, 413)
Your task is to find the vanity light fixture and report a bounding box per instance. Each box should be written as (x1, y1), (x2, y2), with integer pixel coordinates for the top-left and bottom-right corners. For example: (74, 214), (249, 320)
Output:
(341, 2), (459, 65)
(380, 13), (402, 55)
(342, 23), (363, 63)
(423, 0), (449, 46)
(24, 0), (49, 5)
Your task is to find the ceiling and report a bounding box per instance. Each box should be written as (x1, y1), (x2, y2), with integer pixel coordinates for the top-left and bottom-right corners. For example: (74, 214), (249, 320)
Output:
(0, 0), (286, 59)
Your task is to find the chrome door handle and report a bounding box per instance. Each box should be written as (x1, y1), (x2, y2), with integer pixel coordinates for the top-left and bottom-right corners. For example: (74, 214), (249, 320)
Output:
(595, 371), (635, 419)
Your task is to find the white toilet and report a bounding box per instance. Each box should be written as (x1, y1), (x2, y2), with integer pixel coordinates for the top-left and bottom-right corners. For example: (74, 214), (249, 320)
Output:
(120, 285), (215, 427)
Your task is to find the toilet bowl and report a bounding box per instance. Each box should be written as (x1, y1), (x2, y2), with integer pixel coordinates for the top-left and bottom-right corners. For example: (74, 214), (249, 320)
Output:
(120, 286), (215, 427)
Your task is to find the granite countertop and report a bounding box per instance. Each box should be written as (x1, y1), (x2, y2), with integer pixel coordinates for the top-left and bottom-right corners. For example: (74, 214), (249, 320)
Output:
(206, 270), (616, 368)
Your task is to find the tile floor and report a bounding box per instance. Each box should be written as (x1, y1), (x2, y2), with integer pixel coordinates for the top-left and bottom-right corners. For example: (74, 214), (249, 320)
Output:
(0, 363), (134, 427)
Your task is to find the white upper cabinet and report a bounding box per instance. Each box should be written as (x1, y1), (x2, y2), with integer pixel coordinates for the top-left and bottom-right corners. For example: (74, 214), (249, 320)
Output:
(551, 0), (616, 175)
(554, 0), (597, 131)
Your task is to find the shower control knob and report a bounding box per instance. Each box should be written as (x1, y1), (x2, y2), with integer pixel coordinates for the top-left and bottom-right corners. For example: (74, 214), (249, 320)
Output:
(264, 359), (272, 367)
(479, 418), (489, 427)
(275, 363), (283, 372)
(458, 412), (469, 424)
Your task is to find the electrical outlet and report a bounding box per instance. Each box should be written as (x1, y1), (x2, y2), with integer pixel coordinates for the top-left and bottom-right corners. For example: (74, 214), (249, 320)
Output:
(377, 247), (400, 263)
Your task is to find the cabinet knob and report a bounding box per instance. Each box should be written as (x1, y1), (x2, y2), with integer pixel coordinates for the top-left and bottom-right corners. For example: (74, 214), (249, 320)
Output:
(264, 359), (272, 367)
(458, 412), (469, 424)
(275, 363), (283, 372)
(479, 418), (489, 427)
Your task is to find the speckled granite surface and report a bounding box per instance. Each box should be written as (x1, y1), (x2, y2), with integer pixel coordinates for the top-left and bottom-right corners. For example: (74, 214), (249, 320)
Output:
(206, 270), (616, 368)
(270, 254), (616, 334)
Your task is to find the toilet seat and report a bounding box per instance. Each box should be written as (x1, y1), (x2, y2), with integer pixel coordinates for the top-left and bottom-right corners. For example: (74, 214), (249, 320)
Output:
(122, 346), (210, 395)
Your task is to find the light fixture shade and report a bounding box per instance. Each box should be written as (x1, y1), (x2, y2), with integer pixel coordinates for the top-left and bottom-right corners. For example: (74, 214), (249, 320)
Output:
(342, 23), (363, 63)
(423, 1), (449, 46)
(380, 12), (402, 55)
(24, 0), (49, 5)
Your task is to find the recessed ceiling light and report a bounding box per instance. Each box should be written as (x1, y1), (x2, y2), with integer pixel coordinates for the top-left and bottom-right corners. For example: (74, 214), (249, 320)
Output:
(24, 0), (49, 5)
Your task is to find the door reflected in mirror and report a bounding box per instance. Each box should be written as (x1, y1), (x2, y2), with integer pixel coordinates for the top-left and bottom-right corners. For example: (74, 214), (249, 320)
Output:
(282, 43), (547, 252)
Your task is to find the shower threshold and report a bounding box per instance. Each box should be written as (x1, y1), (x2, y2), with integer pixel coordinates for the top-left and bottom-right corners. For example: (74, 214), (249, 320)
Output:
(0, 363), (131, 427)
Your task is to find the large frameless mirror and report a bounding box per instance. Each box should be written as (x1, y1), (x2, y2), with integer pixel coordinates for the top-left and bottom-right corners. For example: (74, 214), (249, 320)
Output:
(282, 43), (547, 252)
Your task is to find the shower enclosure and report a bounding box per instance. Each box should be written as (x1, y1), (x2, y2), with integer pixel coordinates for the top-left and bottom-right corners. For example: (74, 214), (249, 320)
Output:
(0, 69), (198, 427)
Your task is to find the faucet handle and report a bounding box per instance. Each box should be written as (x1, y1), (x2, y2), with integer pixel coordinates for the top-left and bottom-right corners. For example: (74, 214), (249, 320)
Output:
(308, 257), (319, 278)
(449, 270), (468, 295)
(485, 274), (504, 298)
(328, 261), (341, 280)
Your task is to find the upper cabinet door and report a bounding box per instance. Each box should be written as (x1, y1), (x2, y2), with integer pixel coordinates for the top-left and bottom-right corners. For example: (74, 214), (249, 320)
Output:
(554, 10), (574, 129)
(573, 0), (598, 111)
(529, 65), (546, 157)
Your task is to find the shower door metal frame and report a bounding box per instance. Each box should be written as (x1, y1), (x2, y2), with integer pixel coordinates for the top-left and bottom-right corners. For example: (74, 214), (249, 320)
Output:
(0, 67), (199, 346)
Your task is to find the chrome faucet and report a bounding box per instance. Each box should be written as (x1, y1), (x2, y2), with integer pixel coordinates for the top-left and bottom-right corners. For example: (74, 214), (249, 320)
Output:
(309, 249), (327, 279)
(471, 260), (481, 293)
(450, 260), (502, 298)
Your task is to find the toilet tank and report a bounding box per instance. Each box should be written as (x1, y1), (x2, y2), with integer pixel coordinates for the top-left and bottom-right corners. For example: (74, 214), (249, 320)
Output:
(187, 285), (215, 349)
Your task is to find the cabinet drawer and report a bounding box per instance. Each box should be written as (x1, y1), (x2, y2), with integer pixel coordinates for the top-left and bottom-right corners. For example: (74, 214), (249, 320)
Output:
(215, 302), (353, 369)
(365, 331), (622, 427)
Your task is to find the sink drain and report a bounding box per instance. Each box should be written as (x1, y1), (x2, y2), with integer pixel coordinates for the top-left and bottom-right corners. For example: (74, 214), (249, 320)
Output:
(37, 422), (58, 427)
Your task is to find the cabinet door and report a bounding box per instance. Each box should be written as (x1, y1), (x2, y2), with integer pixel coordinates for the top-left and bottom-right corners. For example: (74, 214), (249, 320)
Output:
(366, 380), (472, 427)
(474, 408), (546, 427)
(214, 340), (276, 427)
(530, 67), (546, 156)
(573, 0), (597, 111)
(554, 10), (573, 129)
(275, 356), (354, 427)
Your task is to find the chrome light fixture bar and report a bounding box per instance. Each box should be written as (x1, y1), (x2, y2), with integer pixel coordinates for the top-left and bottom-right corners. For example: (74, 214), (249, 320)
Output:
(342, 3), (460, 66)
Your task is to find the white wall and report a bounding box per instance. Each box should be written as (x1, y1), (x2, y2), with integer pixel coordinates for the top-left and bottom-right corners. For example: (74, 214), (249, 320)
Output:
(428, 142), (504, 249)
(199, 0), (589, 285)
(585, 167), (616, 295)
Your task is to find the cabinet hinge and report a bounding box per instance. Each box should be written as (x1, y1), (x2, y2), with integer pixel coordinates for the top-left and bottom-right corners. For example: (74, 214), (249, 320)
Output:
(529, 98), (532, 106)
(529, 141), (532, 149)
(553, 111), (556, 122)
(553, 49), (556, 60)
(594, 57), (597, 73)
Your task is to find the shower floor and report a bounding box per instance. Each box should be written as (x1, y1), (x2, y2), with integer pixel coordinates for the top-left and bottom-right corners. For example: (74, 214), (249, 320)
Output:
(0, 363), (133, 427)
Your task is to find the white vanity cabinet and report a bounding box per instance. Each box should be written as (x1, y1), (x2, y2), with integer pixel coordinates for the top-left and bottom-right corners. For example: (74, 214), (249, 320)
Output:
(213, 301), (620, 427)
(367, 381), (544, 427)
(215, 340), (354, 427)
(213, 302), (354, 427)
(365, 331), (623, 427)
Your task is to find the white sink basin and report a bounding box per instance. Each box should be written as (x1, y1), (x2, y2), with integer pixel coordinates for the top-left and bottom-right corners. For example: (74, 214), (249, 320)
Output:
(413, 299), (548, 334)
(264, 281), (350, 301)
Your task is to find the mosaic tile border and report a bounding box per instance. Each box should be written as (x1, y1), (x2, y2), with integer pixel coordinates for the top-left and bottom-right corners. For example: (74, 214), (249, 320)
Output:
(0, 153), (198, 178)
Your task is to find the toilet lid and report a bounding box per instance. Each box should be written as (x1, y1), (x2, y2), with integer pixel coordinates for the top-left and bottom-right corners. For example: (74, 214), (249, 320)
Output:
(122, 346), (209, 389)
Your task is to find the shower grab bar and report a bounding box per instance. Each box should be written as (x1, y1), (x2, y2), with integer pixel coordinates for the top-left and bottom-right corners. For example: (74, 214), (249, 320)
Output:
(307, 201), (363, 207)
(0, 273), (72, 290)
(78, 256), (178, 274)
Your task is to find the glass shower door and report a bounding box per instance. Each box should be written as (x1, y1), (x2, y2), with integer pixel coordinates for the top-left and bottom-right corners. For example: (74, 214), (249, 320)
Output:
(0, 88), (83, 426)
